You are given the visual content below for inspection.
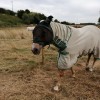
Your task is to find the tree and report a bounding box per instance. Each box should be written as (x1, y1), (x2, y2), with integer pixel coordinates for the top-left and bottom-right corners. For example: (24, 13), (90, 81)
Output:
(28, 12), (46, 24)
(25, 9), (30, 14)
(17, 10), (25, 19)
(0, 8), (15, 16)
(22, 13), (30, 24)
(6, 10), (15, 16)
(54, 19), (60, 23)
(61, 21), (70, 25)
(98, 17), (100, 24)
(0, 8), (6, 13)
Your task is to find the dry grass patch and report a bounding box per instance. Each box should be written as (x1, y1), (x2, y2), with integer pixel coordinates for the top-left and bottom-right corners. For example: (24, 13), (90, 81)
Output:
(0, 27), (100, 100)
(0, 27), (32, 39)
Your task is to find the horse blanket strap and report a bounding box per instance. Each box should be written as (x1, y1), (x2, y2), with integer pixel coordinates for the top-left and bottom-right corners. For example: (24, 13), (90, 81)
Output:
(58, 50), (69, 55)
(53, 36), (67, 51)
(53, 36), (69, 56)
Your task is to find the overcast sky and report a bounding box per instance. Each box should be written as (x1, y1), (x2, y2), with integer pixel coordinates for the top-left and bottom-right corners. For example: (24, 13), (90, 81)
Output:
(0, 0), (100, 23)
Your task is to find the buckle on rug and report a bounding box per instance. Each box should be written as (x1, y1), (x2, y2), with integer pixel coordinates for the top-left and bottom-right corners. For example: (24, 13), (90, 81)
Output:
(59, 50), (69, 55)
(53, 36), (67, 51)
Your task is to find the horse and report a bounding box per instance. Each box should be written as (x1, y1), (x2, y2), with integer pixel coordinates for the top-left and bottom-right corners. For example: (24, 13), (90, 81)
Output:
(27, 27), (34, 31)
(32, 16), (100, 91)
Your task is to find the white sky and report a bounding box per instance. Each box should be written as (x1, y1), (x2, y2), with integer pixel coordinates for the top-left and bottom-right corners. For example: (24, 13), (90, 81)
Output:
(0, 0), (100, 23)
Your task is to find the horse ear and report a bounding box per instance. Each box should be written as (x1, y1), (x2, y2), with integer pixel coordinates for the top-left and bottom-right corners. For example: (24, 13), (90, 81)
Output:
(47, 16), (53, 21)
(45, 16), (53, 25)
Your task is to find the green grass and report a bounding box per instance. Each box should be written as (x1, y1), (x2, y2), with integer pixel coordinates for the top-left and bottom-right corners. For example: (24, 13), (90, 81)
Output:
(0, 14), (23, 27)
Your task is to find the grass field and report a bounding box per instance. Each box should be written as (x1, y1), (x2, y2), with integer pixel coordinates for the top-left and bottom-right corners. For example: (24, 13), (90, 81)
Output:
(0, 27), (100, 100)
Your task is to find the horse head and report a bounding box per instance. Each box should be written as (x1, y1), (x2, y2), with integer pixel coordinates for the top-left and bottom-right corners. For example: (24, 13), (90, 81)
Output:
(32, 16), (53, 55)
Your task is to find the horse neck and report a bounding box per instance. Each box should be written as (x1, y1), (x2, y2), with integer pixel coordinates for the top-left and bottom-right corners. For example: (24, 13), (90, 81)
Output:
(50, 22), (72, 42)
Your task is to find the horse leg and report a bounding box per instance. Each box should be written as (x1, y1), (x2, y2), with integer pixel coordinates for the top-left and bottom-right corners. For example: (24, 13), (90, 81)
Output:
(71, 67), (75, 78)
(89, 57), (97, 72)
(85, 53), (92, 71)
(41, 48), (44, 64)
(53, 69), (65, 91)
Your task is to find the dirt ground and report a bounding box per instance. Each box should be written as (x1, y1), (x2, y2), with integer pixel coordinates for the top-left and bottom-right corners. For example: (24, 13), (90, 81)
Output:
(0, 61), (100, 100)
(0, 27), (100, 100)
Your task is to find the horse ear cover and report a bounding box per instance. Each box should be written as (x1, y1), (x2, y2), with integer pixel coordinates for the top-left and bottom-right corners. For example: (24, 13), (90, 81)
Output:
(44, 16), (53, 25)
(47, 16), (53, 21)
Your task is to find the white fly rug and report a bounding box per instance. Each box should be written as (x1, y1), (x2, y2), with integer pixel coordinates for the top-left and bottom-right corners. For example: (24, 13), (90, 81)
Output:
(50, 22), (100, 69)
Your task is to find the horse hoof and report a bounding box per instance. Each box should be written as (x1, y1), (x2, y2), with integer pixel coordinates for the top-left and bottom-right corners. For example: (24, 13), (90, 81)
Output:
(89, 68), (93, 72)
(53, 85), (59, 91)
(85, 67), (90, 71)
(72, 74), (76, 78)
(86, 67), (93, 72)
(53, 84), (61, 92)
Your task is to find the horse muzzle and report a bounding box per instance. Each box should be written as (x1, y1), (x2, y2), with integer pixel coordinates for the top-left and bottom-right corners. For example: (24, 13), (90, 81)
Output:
(32, 43), (42, 55)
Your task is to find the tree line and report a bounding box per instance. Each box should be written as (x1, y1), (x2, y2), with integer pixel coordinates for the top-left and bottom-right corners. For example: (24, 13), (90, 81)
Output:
(0, 7), (100, 25)
(0, 8), (15, 16)
(0, 8), (46, 25)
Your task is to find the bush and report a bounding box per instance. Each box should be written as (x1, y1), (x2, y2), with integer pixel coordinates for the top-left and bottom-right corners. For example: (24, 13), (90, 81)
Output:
(0, 14), (23, 27)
